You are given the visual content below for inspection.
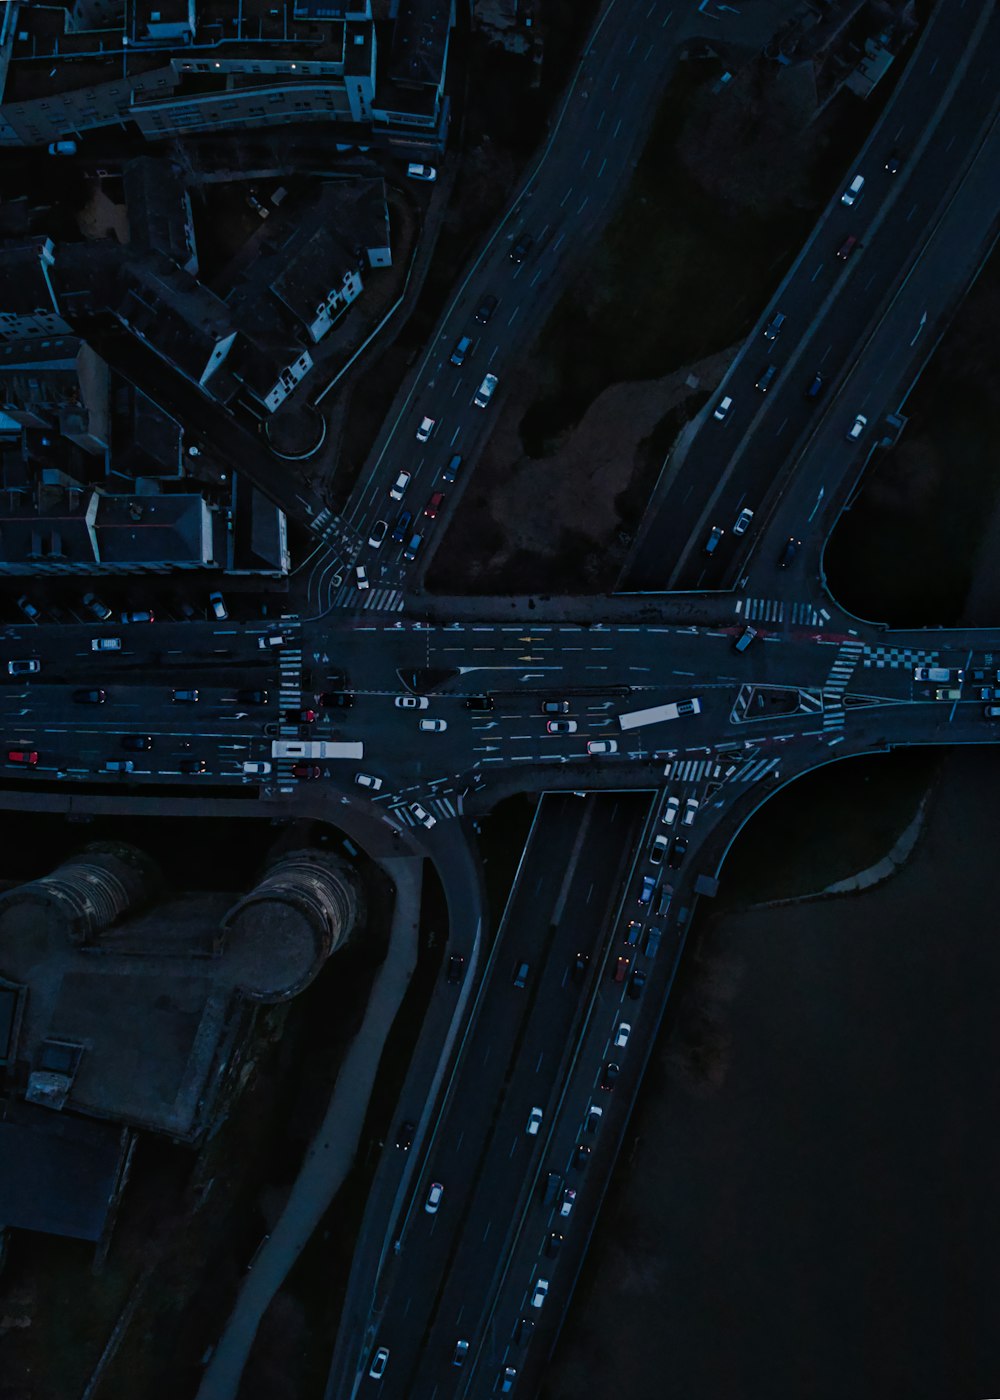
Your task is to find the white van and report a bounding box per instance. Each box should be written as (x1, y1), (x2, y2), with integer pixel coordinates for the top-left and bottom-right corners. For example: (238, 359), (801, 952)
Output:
(841, 174), (865, 206)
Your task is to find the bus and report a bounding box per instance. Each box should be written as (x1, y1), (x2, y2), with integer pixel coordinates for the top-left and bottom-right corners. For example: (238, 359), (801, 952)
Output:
(271, 740), (364, 759)
(617, 697), (702, 732)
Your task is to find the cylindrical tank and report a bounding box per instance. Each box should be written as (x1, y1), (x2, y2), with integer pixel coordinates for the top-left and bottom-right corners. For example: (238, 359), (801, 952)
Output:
(0, 842), (158, 946)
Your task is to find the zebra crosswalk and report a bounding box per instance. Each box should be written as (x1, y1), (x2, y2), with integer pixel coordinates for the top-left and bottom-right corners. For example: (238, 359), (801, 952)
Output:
(740, 596), (827, 626)
(825, 640), (864, 696)
(391, 793), (464, 826)
(330, 580), (406, 612)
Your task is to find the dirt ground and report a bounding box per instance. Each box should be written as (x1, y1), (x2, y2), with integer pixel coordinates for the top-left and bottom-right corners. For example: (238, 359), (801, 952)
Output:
(427, 347), (734, 594)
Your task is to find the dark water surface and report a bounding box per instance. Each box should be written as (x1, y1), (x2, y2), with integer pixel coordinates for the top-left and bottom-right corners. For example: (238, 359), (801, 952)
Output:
(545, 748), (1000, 1400)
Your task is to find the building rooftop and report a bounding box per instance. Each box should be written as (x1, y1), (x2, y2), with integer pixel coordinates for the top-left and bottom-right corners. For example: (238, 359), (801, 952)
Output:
(387, 0), (450, 89)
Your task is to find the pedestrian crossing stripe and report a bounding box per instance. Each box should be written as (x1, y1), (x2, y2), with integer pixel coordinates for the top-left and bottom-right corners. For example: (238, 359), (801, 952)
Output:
(740, 596), (825, 626)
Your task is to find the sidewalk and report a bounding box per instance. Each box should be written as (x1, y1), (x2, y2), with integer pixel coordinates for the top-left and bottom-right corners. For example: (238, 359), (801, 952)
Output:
(194, 856), (424, 1400)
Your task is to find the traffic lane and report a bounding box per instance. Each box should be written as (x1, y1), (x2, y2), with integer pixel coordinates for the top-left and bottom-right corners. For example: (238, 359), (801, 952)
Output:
(625, 3), (994, 591)
(414, 798), (651, 1393)
(370, 799), (591, 1397)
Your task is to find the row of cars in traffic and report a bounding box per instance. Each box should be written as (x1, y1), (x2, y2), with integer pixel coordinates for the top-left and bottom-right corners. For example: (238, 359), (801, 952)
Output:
(12, 590), (231, 625)
(913, 665), (1000, 715)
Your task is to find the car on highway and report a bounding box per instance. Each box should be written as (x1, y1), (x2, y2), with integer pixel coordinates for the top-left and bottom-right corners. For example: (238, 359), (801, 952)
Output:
(443, 453), (463, 483)
(625, 919), (642, 946)
(668, 835), (688, 869)
(423, 491), (444, 518)
(613, 954), (630, 983)
(601, 1061), (620, 1090)
(514, 1317), (535, 1343)
(546, 720), (577, 734)
(804, 371), (825, 400)
(885, 151), (901, 173)
(530, 1279), (549, 1309)
(406, 162), (436, 181)
(395, 1120), (415, 1151)
(628, 968), (647, 1000)
(238, 689), (270, 705)
(392, 510), (412, 542)
(450, 335), (473, 367)
(179, 758), (207, 775)
(416, 415), (436, 443)
(424, 1181), (444, 1214)
(501, 1366), (517, 1393)
(355, 564), (370, 590)
(570, 952), (589, 982)
(6, 749), (38, 766)
(847, 413), (868, 441)
(682, 796), (699, 826)
(105, 760), (134, 774)
(7, 659), (40, 675)
(446, 954), (465, 984)
(452, 1339), (469, 1367)
(395, 694), (429, 709)
(704, 525), (724, 554)
(712, 395), (733, 422)
(656, 882), (674, 917)
(645, 925), (663, 958)
(389, 470), (411, 500)
(121, 610), (154, 623)
(763, 311), (785, 341)
(733, 507), (755, 535)
(510, 234), (534, 263)
(16, 594), (41, 621)
(464, 695), (494, 711)
(355, 772), (383, 792)
(934, 687), (962, 701)
(121, 735), (153, 751)
(411, 803), (436, 828)
(777, 537), (800, 569)
(475, 293), (498, 323)
(403, 533), (423, 562)
(587, 739), (618, 755)
(638, 874), (656, 905)
(541, 699), (570, 714)
(419, 718), (447, 732)
(172, 689), (199, 703)
(755, 363), (777, 393)
(662, 795), (680, 826)
(209, 591), (228, 620)
(573, 1144), (591, 1170)
(73, 688), (107, 703)
(650, 833), (669, 865)
(91, 637), (122, 652)
(614, 1021), (631, 1049)
(368, 519), (388, 548)
(544, 1232), (563, 1257)
(841, 173), (865, 205)
(526, 1106), (543, 1135)
(473, 371), (498, 408)
(82, 591), (113, 621)
(292, 762), (322, 780)
(559, 1187), (576, 1217)
(585, 1104), (603, 1133)
(368, 1346), (390, 1380)
(914, 667), (963, 683)
(836, 234), (858, 259)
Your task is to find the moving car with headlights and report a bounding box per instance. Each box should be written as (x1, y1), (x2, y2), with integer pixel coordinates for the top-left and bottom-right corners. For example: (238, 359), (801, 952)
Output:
(474, 372), (498, 407)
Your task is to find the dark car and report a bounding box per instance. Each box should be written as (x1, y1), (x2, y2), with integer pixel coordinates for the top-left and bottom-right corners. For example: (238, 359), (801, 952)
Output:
(446, 954), (465, 985)
(475, 293), (498, 324)
(600, 1061), (620, 1090)
(763, 311), (786, 341)
(121, 735), (153, 751)
(885, 152), (900, 174)
(540, 699), (570, 715)
(237, 689), (269, 705)
(510, 234), (534, 264)
(573, 1143), (591, 1171)
(464, 694), (494, 711)
(570, 952), (589, 983)
(320, 691), (355, 708)
(544, 1231), (563, 1257)
(179, 758), (207, 774)
(73, 688), (106, 704)
(514, 1317), (535, 1344)
(292, 762), (322, 779)
(392, 510), (413, 543)
(396, 1120), (415, 1151)
(804, 371), (825, 400)
(836, 234), (858, 260)
(285, 708), (317, 724)
(667, 836), (688, 869)
(442, 453), (463, 484)
(627, 968), (647, 1000)
(755, 364), (777, 393)
(777, 537), (801, 569)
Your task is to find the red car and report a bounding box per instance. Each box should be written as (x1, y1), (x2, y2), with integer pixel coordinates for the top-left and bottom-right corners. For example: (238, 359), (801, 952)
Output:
(285, 708), (317, 724)
(292, 762), (321, 780)
(613, 954), (630, 983)
(7, 749), (38, 766)
(423, 491), (445, 519)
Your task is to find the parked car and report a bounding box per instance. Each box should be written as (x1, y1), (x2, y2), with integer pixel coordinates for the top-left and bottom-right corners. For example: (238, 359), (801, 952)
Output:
(121, 610), (154, 623)
(16, 594), (41, 621)
(82, 591), (113, 621)
(406, 162), (437, 181)
(209, 591), (228, 620)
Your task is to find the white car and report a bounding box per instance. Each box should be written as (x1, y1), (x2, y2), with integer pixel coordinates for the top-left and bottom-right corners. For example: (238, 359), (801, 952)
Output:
(587, 739), (618, 755)
(712, 395), (733, 422)
(526, 1106), (543, 1136)
(733, 507), (755, 536)
(395, 695), (429, 709)
(407, 163), (437, 181)
(559, 1188), (576, 1218)
(416, 416), (436, 443)
(530, 1279), (549, 1309)
(847, 413), (868, 441)
(662, 795), (680, 826)
(209, 591), (228, 620)
(473, 372), (498, 408)
(546, 720), (577, 734)
(242, 760), (272, 776)
(355, 565), (369, 590)
(585, 1104), (603, 1133)
(411, 803), (436, 829)
(257, 633), (284, 650)
(841, 173), (865, 206)
(369, 1346), (390, 1380)
(682, 797), (699, 826)
(419, 718), (448, 733)
(424, 1181), (444, 1214)
(614, 1021), (631, 1049)
(368, 520), (388, 549)
(91, 638), (122, 652)
(650, 834), (669, 865)
(389, 470), (411, 501)
(355, 772), (383, 792)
